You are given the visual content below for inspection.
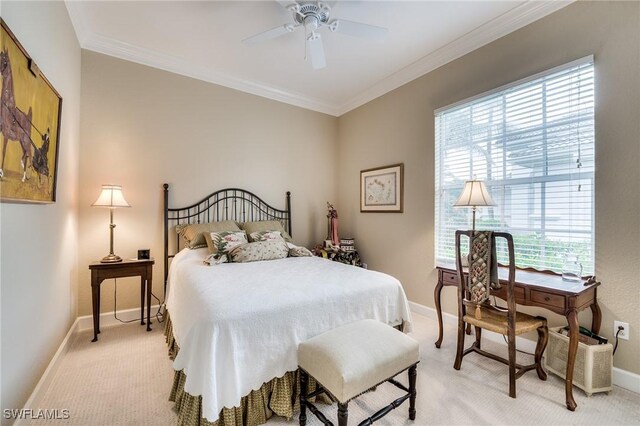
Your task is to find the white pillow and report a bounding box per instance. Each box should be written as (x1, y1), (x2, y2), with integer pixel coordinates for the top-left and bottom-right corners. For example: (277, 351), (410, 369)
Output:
(287, 242), (313, 257)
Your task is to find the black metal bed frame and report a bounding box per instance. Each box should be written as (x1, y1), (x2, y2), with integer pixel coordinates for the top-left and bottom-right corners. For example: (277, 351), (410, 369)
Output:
(163, 183), (291, 296)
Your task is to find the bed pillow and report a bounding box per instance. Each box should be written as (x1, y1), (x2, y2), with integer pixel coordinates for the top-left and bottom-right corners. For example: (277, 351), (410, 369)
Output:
(178, 221), (240, 249)
(228, 240), (289, 263)
(204, 230), (248, 261)
(240, 221), (292, 242)
(288, 245), (313, 257)
(248, 230), (285, 243)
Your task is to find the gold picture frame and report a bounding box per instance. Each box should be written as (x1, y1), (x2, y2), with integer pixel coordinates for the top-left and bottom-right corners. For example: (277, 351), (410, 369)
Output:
(0, 19), (62, 203)
(360, 163), (404, 213)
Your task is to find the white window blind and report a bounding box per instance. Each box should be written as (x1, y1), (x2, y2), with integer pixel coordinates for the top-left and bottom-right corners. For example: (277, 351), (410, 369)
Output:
(435, 57), (595, 274)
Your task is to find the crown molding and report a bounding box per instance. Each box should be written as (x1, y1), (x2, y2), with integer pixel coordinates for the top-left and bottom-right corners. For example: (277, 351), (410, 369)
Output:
(65, 1), (572, 118)
(83, 32), (340, 115)
(65, 0), (89, 47)
(64, 2), (338, 116)
(335, 0), (573, 115)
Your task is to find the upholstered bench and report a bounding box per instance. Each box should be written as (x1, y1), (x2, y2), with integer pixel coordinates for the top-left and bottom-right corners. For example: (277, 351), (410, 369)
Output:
(298, 319), (420, 426)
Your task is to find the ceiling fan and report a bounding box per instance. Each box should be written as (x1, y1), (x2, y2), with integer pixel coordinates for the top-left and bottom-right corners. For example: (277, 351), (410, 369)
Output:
(242, 1), (388, 70)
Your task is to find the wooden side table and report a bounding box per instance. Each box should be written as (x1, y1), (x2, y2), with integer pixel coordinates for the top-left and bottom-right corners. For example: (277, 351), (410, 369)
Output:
(89, 258), (154, 342)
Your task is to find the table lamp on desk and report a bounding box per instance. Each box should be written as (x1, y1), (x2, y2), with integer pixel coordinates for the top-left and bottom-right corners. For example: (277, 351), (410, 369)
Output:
(454, 179), (496, 231)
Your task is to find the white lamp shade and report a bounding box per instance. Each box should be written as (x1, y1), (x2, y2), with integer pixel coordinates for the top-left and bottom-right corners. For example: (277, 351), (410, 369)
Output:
(454, 180), (496, 207)
(92, 184), (131, 208)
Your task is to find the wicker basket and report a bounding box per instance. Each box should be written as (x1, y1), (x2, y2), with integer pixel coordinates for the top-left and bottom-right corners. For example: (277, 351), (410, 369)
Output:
(544, 327), (612, 396)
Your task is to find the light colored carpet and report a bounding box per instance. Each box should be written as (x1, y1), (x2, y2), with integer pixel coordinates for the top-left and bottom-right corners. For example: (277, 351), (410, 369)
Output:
(28, 313), (639, 425)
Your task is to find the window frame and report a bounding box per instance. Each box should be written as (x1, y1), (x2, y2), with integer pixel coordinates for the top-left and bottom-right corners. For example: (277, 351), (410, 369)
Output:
(434, 56), (595, 274)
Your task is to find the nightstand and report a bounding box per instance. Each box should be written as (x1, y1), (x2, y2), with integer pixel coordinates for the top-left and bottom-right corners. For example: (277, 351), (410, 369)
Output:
(88, 258), (154, 342)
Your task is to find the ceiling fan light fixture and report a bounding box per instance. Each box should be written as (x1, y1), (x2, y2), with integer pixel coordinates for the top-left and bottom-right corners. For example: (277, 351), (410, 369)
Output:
(244, 0), (389, 70)
(303, 15), (319, 31)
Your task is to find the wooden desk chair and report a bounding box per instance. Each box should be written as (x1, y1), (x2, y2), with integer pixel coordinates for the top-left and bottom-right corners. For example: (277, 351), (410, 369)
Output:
(453, 230), (548, 398)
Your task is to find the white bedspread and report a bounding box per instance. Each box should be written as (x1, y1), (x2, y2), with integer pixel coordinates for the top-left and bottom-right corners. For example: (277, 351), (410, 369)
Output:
(166, 248), (412, 422)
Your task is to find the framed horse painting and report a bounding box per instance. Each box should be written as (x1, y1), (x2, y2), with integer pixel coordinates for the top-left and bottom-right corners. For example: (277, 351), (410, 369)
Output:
(0, 19), (62, 203)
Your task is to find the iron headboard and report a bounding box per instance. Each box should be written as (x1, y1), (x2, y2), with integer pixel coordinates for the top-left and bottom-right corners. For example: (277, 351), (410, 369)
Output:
(163, 183), (291, 295)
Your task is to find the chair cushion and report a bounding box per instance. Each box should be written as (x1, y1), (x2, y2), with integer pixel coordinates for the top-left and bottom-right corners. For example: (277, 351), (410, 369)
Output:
(298, 319), (419, 403)
(463, 306), (546, 335)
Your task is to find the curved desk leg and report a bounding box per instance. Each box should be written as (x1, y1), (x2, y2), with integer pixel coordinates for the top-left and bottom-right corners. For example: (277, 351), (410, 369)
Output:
(590, 296), (602, 335)
(566, 309), (579, 411)
(434, 278), (444, 348)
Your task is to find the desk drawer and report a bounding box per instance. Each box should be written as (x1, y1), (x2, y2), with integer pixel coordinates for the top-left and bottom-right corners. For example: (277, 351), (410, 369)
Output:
(531, 290), (565, 309)
(492, 285), (525, 304)
(441, 271), (459, 285)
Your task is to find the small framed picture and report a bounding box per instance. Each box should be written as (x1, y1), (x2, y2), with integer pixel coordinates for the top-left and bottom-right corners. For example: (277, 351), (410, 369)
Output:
(360, 163), (404, 213)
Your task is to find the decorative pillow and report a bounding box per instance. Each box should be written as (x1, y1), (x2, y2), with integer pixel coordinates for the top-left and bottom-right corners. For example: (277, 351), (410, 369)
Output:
(204, 230), (248, 264)
(178, 221), (240, 249)
(240, 220), (292, 242)
(229, 241), (289, 263)
(286, 242), (313, 257)
(249, 230), (284, 243)
(289, 246), (313, 257)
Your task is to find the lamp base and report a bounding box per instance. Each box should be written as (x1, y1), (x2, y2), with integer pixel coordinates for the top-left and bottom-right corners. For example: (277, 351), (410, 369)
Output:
(100, 253), (123, 263)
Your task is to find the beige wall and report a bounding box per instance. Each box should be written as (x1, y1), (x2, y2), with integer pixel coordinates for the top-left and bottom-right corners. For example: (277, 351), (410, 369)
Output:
(78, 51), (338, 316)
(0, 1), (81, 414)
(4, 4), (638, 414)
(337, 1), (640, 374)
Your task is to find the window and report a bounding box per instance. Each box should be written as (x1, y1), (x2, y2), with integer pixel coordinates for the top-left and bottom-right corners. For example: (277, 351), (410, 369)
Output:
(435, 57), (595, 274)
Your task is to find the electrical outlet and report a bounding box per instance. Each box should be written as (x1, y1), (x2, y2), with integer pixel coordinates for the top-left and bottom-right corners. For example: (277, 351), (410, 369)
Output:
(614, 321), (629, 340)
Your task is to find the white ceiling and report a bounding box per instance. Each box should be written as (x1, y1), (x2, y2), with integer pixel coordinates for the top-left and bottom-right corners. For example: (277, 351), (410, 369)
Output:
(65, 1), (571, 116)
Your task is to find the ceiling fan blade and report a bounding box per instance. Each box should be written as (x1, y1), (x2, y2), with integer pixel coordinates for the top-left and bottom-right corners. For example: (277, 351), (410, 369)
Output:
(307, 32), (326, 70)
(275, 1), (298, 11)
(330, 19), (388, 38)
(242, 24), (297, 46)
(318, 1), (336, 9)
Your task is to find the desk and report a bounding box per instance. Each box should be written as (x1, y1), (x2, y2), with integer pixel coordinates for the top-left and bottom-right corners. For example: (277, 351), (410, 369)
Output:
(89, 258), (154, 342)
(434, 265), (601, 411)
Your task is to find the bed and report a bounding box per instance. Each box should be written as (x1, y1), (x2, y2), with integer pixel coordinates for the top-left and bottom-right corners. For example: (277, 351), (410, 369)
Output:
(162, 185), (412, 425)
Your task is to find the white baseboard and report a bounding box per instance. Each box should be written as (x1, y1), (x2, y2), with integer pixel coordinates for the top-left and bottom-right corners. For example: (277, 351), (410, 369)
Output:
(17, 299), (637, 419)
(613, 367), (640, 394)
(17, 317), (80, 424)
(18, 304), (162, 422)
(408, 300), (639, 393)
(76, 304), (161, 331)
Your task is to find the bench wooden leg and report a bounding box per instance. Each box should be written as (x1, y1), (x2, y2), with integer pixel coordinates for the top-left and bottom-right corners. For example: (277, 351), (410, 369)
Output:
(300, 370), (308, 426)
(338, 402), (348, 426)
(408, 365), (417, 420)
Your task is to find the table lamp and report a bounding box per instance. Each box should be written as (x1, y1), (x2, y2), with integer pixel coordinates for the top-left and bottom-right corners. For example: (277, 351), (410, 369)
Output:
(454, 179), (496, 231)
(92, 184), (131, 263)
